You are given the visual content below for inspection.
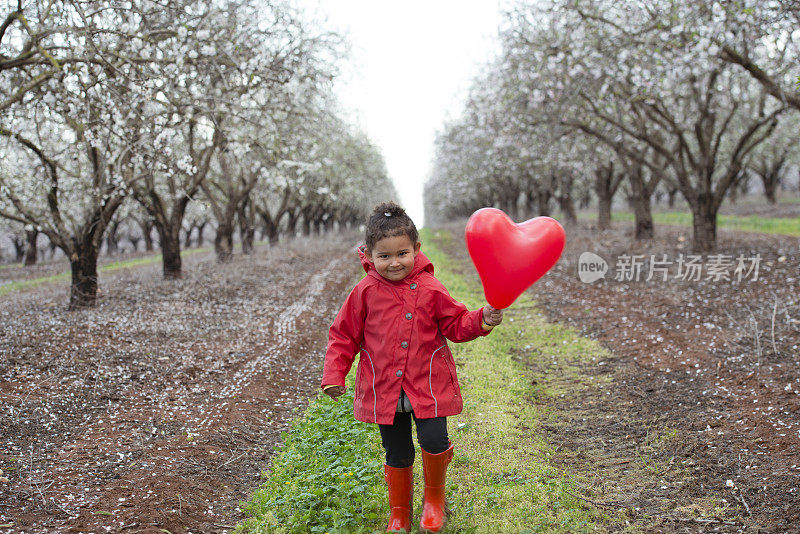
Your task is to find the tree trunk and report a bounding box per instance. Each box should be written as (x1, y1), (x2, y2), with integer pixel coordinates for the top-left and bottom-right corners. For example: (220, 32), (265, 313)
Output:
(241, 225), (254, 253)
(690, 192), (717, 252)
(215, 222), (234, 262)
(631, 193), (654, 240)
(597, 195), (612, 230)
(158, 226), (183, 279)
(268, 223), (279, 245)
(129, 236), (140, 251)
(764, 183), (777, 204)
(24, 228), (38, 266)
(628, 164), (655, 240)
(557, 195), (577, 226)
(594, 165), (619, 231)
(728, 179), (739, 204)
(761, 170), (779, 204)
(536, 189), (551, 217)
(556, 175), (577, 226)
(68, 242), (99, 310)
(579, 190), (591, 210)
(667, 187), (678, 208)
(738, 172), (751, 200)
(259, 212), (280, 246)
(105, 235), (118, 255)
(286, 210), (300, 238)
(502, 194), (515, 217)
(106, 221), (120, 255)
(513, 191), (525, 221)
(196, 221), (207, 247)
(12, 236), (25, 262)
(513, 191), (524, 220)
(238, 198), (255, 255)
(521, 190), (535, 218)
(183, 225), (195, 248)
(301, 211), (312, 236)
(139, 219), (154, 252)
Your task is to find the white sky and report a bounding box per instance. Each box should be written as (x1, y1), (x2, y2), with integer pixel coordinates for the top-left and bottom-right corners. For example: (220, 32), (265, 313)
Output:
(294, 0), (504, 226)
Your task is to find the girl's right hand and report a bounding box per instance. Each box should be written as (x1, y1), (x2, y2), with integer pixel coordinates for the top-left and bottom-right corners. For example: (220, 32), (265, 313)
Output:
(483, 304), (503, 327)
(324, 385), (346, 401)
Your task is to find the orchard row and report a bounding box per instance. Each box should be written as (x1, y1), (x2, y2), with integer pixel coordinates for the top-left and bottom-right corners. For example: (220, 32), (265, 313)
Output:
(1, 0), (395, 308)
(426, 1), (800, 251)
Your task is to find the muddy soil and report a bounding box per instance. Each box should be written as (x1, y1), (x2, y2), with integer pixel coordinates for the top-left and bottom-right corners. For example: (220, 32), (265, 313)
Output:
(0, 234), (362, 533)
(437, 219), (800, 533)
(4, 218), (799, 533)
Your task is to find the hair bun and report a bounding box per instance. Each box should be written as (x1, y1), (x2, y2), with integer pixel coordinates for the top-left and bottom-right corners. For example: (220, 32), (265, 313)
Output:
(373, 201), (406, 219)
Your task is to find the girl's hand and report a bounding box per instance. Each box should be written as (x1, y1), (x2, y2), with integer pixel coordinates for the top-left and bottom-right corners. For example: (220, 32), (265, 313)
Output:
(483, 304), (503, 327)
(324, 385), (346, 401)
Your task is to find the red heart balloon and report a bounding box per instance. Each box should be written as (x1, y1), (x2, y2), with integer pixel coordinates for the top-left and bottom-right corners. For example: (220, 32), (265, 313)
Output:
(465, 208), (565, 309)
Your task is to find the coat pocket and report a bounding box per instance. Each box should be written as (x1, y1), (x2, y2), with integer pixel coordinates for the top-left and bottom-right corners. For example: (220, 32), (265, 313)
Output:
(354, 357), (364, 401)
(427, 344), (458, 411)
(440, 345), (459, 390)
(358, 348), (378, 422)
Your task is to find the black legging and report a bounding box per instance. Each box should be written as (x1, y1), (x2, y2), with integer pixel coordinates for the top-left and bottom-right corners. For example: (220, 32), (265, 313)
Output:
(378, 411), (449, 468)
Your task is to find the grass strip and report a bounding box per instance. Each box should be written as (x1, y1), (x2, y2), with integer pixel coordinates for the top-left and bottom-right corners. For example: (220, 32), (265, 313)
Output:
(236, 228), (611, 533)
(578, 211), (800, 236)
(0, 243), (255, 297)
(233, 382), (388, 534)
(422, 228), (607, 532)
(0, 272), (71, 297)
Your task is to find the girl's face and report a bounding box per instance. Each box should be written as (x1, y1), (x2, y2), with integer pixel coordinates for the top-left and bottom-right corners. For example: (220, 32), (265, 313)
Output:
(369, 235), (421, 281)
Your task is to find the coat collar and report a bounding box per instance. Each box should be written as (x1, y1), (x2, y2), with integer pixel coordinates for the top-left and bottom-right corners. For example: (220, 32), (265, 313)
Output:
(357, 244), (434, 285)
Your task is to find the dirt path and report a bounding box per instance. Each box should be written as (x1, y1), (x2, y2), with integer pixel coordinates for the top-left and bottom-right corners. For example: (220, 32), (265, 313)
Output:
(0, 235), (361, 533)
(436, 220), (800, 532)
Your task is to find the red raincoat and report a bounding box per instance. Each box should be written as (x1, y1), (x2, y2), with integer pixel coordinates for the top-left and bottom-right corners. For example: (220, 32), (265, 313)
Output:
(321, 246), (491, 424)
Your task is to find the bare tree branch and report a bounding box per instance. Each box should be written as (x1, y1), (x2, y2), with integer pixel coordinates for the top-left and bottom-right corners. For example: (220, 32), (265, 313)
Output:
(720, 44), (800, 111)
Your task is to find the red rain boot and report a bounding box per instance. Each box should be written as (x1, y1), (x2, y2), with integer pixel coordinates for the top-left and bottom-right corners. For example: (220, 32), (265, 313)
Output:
(384, 464), (414, 532)
(419, 444), (454, 533)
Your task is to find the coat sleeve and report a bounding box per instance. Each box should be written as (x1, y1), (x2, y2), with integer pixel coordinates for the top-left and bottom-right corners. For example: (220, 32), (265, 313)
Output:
(433, 285), (491, 343)
(321, 284), (366, 388)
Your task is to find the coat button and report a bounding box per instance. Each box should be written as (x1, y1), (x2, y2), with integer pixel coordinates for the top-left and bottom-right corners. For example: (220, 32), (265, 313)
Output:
(405, 313), (412, 320)
(400, 341), (408, 348)
(396, 370), (403, 377)
(410, 283), (417, 289)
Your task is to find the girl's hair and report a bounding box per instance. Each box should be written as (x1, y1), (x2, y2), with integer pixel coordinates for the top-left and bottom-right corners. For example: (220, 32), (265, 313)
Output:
(365, 201), (419, 252)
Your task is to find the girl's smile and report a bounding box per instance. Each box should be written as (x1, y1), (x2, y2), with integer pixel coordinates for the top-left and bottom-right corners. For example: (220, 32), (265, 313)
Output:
(369, 235), (422, 281)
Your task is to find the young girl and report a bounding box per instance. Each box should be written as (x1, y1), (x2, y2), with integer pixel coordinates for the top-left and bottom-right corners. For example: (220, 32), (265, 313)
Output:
(321, 202), (503, 533)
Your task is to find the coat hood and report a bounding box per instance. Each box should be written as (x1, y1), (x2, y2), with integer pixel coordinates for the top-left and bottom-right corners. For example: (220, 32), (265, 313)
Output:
(357, 245), (434, 282)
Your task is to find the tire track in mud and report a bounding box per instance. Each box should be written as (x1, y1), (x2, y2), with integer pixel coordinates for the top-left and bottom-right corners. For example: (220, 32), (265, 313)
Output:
(204, 257), (344, 429)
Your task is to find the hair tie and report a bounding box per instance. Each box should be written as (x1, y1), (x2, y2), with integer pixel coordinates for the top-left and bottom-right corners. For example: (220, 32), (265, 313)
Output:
(384, 211), (392, 217)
